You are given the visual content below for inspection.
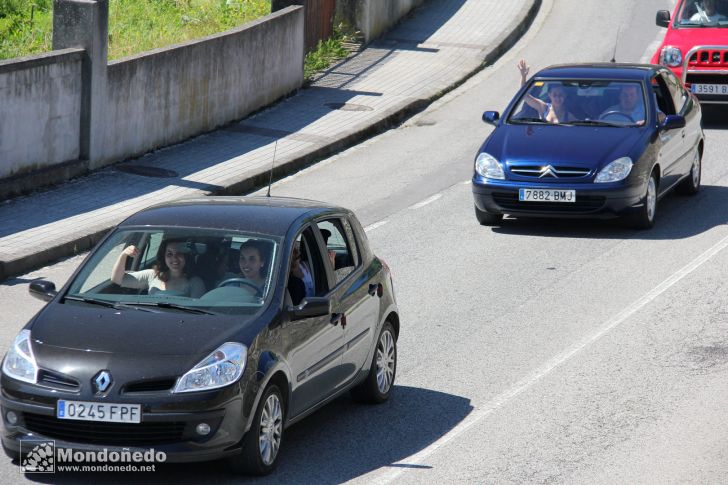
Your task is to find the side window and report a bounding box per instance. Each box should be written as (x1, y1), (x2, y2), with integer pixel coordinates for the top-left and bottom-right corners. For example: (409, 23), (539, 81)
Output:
(316, 219), (356, 285)
(341, 218), (360, 267)
(653, 75), (676, 116)
(662, 71), (687, 114)
(287, 227), (329, 305)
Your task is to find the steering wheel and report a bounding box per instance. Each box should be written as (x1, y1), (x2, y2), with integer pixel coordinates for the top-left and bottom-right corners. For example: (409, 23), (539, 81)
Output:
(598, 110), (636, 123)
(216, 278), (260, 293)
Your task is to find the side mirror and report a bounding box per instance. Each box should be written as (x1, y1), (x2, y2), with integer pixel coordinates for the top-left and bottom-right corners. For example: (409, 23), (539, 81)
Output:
(660, 114), (686, 131)
(287, 296), (330, 321)
(482, 111), (500, 125)
(656, 10), (670, 28)
(29, 280), (57, 302)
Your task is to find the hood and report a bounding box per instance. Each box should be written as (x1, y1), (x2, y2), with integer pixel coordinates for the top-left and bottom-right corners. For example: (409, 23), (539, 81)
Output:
(484, 124), (647, 169)
(29, 301), (258, 356)
(662, 26), (728, 48)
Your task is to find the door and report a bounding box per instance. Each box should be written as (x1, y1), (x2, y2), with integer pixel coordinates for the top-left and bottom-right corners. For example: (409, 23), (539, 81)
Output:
(316, 217), (379, 388)
(653, 74), (684, 190)
(286, 226), (344, 417)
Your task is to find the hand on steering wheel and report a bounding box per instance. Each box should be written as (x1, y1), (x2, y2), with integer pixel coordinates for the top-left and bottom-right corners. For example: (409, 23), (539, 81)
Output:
(598, 110), (636, 123)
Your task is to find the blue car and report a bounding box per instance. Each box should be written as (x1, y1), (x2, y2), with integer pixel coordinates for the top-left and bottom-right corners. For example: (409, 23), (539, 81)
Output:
(471, 63), (704, 228)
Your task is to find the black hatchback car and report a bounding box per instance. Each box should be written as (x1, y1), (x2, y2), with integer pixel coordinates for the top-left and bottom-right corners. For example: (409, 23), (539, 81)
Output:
(1, 197), (399, 475)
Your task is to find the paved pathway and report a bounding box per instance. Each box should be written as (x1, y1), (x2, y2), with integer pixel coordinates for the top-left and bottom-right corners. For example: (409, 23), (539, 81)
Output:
(0, 0), (540, 281)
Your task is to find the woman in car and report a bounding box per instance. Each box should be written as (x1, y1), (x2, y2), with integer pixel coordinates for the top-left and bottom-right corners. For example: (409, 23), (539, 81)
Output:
(111, 239), (205, 297)
(517, 60), (577, 123)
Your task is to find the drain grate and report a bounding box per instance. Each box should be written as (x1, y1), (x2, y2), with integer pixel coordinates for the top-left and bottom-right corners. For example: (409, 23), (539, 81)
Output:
(115, 165), (178, 178)
(325, 102), (373, 112)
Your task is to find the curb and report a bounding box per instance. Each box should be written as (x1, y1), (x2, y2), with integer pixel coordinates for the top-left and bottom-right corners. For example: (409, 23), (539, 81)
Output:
(0, 0), (542, 283)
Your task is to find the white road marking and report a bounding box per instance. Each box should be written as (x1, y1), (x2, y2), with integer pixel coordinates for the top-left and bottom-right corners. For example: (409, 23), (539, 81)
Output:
(408, 193), (442, 210)
(374, 232), (728, 484)
(364, 220), (389, 232)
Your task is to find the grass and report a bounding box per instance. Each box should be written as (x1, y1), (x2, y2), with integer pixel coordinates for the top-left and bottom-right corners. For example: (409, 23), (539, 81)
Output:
(0, 0), (353, 84)
(304, 26), (353, 82)
(0, 0), (271, 61)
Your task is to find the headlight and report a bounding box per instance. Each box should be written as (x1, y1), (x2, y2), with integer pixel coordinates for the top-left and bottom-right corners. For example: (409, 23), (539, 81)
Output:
(2, 330), (38, 384)
(659, 46), (682, 67)
(475, 152), (505, 180)
(595, 157), (633, 183)
(173, 342), (246, 393)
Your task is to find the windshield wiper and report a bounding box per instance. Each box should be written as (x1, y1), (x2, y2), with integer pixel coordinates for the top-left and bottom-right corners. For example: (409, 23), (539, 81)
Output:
(510, 117), (545, 124)
(63, 295), (155, 312)
(567, 120), (626, 127)
(118, 301), (216, 315)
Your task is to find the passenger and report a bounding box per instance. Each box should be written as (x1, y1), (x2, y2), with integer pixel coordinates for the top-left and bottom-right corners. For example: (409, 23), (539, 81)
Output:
(287, 243), (308, 306)
(600, 85), (645, 124)
(517, 60), (576, 123)
(690, 0), (726, 23)
(232, 240), (268, 289)
(290, 241), (314, 298)
(111, 239), (205, 297)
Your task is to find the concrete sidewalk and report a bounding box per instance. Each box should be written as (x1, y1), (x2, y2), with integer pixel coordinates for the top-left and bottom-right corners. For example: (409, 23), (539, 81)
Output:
(0, 0), (541, 281)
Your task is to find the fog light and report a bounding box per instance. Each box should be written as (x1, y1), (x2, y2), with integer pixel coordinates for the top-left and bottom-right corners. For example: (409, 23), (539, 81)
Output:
(6, 411), (18, 425)
(196, 423), (211, 436)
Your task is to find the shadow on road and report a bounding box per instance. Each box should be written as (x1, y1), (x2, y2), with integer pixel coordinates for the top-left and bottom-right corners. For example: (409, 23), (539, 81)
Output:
(23, 386), (472, 484)
(702, 106), (728, 130)
(489, 185), (728, 240)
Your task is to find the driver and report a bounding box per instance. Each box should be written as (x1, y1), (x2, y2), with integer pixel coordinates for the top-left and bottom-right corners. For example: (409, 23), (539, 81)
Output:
(600, 85), (645, 125)
(219, 240), (268, 292)
(690, 0), (726, 23)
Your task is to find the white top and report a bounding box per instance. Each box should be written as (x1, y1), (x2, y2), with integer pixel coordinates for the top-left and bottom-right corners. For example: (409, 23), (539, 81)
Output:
(122, 269), (205, 297)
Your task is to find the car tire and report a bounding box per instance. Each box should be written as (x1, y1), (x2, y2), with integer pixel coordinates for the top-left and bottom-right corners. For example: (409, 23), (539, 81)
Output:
(229, 384), (285, 476)
(677, 147), (701, 196)
(629, 171), (658, 230)
(351, 321), (397, 404)
(474, 205), (503, 226)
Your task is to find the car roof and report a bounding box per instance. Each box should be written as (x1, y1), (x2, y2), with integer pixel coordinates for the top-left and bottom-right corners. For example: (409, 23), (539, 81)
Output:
(534, 63), (660, 81)
(118, 196), (349, 236)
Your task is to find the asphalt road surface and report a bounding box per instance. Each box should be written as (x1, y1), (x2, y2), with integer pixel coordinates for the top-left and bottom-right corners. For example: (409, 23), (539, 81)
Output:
(3, 0), (728, 483)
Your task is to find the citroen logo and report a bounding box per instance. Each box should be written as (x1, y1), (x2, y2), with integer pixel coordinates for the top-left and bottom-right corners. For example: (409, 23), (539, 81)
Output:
(539, 165), (558, 178)
(93, 370), (112, 393)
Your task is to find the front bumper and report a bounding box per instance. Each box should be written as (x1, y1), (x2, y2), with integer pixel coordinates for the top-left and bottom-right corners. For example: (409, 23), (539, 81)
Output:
(1, 378), (251, 463)
(680, 45), (728, 105)
(472, 176), (644, 219)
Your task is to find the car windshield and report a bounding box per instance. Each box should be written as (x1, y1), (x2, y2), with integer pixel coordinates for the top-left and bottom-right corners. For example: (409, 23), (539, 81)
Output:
(675, 0), (728, 26)
(508, 79), (647, 127)
(66, 227), (280, 316)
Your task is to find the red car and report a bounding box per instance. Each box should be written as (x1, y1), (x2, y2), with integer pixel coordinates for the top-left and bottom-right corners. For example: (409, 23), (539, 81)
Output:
(652, 0), (728, 105)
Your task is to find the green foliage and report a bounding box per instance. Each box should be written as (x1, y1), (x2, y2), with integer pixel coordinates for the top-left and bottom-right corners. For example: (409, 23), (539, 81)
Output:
(304, 28), (350, 82)
(0, 0), (270, 61)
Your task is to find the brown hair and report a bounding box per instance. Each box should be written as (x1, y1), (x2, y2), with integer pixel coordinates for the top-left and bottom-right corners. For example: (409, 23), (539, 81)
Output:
(154, 239), (193, 282)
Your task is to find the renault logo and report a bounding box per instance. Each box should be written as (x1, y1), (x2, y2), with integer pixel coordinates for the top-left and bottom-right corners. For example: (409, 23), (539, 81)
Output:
(539, 165), (558, 178)
(93, 371), (112, 393)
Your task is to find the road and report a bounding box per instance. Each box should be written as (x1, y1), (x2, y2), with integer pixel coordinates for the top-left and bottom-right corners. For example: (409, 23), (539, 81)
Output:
(2, 0), (728, 482)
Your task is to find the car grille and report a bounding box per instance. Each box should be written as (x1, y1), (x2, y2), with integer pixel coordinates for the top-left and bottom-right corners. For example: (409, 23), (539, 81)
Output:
(509, 165), (590, 178)
(37, 370), (81, 392)
(492, 193), (606, 213)
(123, 378), (176, 393)
(688, 49), (728, 67)
(685, 72), (728, 85)
(23, 413), (186, 446)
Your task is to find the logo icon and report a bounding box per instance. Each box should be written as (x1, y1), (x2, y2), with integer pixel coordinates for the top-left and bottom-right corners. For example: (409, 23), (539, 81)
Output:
(20, 440), (55, 473)
(539, 165), (558, 178)
(93, 370), (112, 393)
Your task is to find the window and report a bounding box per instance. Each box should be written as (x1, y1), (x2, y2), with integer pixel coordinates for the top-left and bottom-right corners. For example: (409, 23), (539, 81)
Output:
(653, 75), (676, 116)
(662, 71), (688, 114)
(317, 219), (357, 284)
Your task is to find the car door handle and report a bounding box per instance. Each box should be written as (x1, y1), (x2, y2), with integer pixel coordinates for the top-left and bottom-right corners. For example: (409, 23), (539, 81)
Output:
(330, 313), (343, 326)
(368, 284), (378, 297)
(681, 130), (686, 139)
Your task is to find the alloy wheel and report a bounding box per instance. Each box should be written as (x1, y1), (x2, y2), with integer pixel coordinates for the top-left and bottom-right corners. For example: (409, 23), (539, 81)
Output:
(692, 149), (701, 188)
(376, 329), (396, 394)
(646, 176), (656, 222)
(258, 393), (283, 466)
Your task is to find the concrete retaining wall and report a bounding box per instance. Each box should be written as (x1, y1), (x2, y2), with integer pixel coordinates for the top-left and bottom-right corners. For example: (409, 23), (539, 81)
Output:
(101, 7), (304, 165)
(0, 49), (84, 179)
(338, 0), (424, 43)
